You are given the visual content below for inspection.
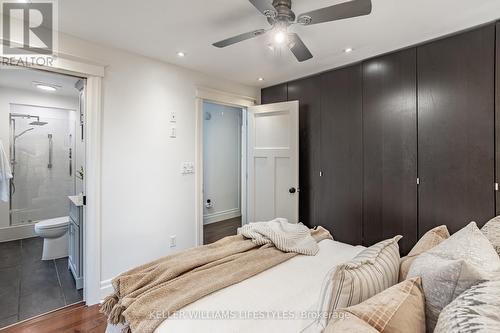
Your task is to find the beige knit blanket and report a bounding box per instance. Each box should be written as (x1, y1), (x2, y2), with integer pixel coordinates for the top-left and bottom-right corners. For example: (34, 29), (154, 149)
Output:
(238, 218), (321, 255)
(101, 227), (332, 333)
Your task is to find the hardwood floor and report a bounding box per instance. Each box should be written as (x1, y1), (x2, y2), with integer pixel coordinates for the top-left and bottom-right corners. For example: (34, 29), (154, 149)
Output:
(0, 303), (107, 333)
(203, 217), (241, 244)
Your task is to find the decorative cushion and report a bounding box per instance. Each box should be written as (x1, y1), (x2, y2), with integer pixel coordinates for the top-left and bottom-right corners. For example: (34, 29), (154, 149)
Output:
(329, 236), (402, 310)
(326, 277), (426, 333)
(407, 222), (500, 332)
(324, 314), (378, 333)
(435, 280), (500, 333)
(310, 236), (402, 331)
(399, 225), (450, 281)
(482, 216), (500, 256)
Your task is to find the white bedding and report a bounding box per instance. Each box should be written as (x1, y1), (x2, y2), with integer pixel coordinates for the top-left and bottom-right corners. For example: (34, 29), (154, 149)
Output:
(106, 239), (364, 333)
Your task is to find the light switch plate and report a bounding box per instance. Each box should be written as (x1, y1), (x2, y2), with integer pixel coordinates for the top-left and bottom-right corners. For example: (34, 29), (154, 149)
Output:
(181, 162), (195, 175)
(170, 112), (177, 123)
(170, 126), (176, 138)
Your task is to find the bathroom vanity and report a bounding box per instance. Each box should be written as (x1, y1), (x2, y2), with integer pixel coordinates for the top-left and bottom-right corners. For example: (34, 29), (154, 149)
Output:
(68, 195), (84, 290)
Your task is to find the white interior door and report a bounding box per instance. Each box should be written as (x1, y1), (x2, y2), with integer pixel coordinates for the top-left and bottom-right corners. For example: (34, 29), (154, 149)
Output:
(247, 101), (299, 223)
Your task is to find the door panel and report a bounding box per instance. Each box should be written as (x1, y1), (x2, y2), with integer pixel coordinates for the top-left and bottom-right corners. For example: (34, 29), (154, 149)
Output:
(248, 101), (299, 223)
(418, 25), (495, 235)
(287, 77), (322, 227)
(363, 49), (418, 255)
(496, 23), (500, 215)
(261, 84), (288, 104)
(319, 65), (363, 245)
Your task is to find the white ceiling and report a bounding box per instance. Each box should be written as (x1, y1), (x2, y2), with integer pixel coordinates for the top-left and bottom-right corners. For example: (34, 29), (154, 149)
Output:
(57, 0), (500, 87)
(0, 67), (81, 97)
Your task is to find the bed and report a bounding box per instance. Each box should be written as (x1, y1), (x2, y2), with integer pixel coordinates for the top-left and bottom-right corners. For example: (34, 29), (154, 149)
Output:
(106, 239), (365, 333)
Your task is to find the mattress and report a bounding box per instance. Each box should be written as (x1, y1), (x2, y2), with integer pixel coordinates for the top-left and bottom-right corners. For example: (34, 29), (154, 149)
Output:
(106, 239), (365, 333)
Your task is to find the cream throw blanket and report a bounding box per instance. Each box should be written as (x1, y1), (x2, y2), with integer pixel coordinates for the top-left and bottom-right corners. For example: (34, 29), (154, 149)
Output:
(238, 218), (321, 255)
(102, 225), (332, 333)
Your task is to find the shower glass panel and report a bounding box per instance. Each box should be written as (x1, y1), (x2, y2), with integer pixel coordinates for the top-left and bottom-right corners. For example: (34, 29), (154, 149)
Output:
(9, 104), (76, 226)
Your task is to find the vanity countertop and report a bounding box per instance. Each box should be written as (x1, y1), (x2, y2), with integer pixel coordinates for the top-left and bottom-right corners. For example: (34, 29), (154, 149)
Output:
(68, 194), (84, 207)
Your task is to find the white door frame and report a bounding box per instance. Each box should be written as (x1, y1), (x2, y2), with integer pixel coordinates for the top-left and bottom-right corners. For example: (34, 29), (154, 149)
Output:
(195, 87), (256, 246)
(2, 52), (105, 305)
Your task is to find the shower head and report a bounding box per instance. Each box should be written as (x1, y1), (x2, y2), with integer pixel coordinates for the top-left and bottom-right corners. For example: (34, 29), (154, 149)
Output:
(29, 121), (48, 126)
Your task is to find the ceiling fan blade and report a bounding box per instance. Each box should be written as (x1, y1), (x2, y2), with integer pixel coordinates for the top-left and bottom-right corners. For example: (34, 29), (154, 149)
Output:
(248, 0), (276, 17)
(297, 0), (372, 26)
(288, 33), (313, 62)
(213, 29), (267, 48)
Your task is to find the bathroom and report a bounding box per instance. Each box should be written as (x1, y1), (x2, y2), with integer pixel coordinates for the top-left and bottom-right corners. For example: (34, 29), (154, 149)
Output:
(0, 67), (86, 328)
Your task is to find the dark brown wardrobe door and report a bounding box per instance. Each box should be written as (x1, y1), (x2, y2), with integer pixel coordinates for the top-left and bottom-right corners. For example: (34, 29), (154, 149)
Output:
(496, 23), (500, 215)
(319, 65), (363, 244)
(418, 25), (495, 235)
(288, 76), (322, 227)
(261, 83), (288, 104)
(363, 49), (418, 254)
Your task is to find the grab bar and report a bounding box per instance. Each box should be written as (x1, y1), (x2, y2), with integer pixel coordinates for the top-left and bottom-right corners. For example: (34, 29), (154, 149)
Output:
(48, 134), (53, 169)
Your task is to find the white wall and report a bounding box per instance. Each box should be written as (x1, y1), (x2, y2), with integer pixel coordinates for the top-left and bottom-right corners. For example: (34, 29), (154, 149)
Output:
(55, 33), (260, 292)
(203, 102), (242, 224)
(0, 87), (79, 241)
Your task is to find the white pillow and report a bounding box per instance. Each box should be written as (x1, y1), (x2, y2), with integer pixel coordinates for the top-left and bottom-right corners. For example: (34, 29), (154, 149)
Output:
(482, 216), (500, 256)
(407, 222), (500, 332)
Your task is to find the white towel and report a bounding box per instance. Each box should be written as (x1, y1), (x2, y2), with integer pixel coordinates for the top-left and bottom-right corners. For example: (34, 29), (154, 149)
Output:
(0, 140), (13, 202)
(238, 218), (320, 255)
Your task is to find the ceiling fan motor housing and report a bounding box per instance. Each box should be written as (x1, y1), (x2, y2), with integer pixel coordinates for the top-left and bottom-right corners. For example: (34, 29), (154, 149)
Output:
(272, 0), (295, 24)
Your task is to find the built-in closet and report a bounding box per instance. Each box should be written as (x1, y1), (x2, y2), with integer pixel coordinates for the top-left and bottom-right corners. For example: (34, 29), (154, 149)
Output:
(261, 23), (498, 253)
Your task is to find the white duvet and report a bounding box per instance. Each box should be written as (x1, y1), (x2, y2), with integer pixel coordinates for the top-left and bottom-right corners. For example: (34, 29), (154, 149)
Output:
(106, 239), (364, 333)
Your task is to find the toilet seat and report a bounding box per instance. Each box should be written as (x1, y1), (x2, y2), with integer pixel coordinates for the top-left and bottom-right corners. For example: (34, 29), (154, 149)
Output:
(35, 216), (70, 231)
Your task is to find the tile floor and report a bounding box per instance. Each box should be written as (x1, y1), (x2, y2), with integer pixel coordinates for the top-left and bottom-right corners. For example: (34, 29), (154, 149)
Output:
(0, 237), (83, 329)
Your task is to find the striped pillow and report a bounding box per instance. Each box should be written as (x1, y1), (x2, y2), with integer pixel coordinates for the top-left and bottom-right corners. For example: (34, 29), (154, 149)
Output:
(306, 236), (402, 332)
(328, 236), (402, 311)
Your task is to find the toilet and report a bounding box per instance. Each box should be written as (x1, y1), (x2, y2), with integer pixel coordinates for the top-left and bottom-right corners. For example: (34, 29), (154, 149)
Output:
(34, 216), (70, 260)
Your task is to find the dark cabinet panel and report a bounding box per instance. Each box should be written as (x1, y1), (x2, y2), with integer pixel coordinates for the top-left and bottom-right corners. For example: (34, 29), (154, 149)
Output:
(496, 23), (500, 215)
(319, 65), (363, 245)
(287, 77), (322, 227)
(418, 25), (495, 235)
(261, 84), (287, 104)
(363, 49), (418, 254)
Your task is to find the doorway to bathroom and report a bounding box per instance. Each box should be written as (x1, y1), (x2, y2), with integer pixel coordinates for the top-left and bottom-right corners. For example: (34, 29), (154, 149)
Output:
(0, 67), (87, 329)
(202, 101), (245, 244)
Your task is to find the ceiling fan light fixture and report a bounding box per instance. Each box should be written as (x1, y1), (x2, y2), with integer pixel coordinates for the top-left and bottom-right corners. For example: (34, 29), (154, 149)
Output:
(274, 30), (287, 44)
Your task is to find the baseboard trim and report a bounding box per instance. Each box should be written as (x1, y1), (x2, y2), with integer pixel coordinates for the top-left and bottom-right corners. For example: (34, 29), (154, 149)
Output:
(99, 279), (113, 302)
(203, 208), (241, 225)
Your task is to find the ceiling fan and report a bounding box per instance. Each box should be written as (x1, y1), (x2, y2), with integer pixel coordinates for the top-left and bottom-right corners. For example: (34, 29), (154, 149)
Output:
(212, 0), (372, 62)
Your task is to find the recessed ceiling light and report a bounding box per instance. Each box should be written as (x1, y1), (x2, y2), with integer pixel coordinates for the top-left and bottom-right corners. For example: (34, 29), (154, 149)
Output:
(177, 51), (186, 57)
(33, 81), (58, 92)
(258, 77), (264, 82)
(344, 47), (353, 53)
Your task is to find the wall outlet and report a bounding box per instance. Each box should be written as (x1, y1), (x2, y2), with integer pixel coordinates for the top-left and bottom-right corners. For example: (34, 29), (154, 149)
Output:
(170, 235), (176, 248)
(170, 126), (177, 138)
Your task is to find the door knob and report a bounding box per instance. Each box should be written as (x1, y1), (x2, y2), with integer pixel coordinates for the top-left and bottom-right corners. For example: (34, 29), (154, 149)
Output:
(289, 187), (297, 194)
